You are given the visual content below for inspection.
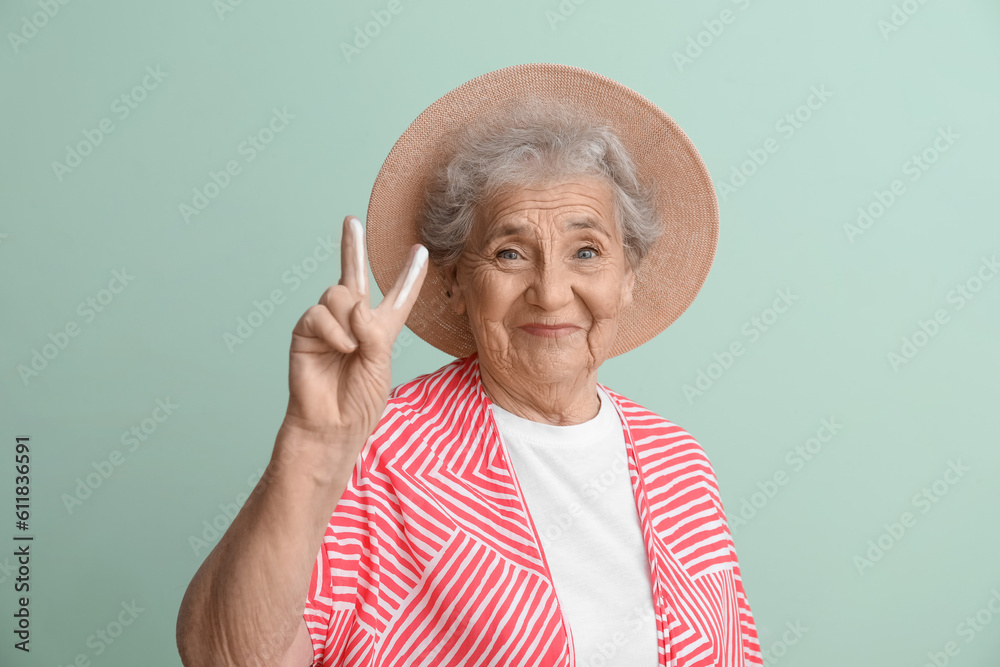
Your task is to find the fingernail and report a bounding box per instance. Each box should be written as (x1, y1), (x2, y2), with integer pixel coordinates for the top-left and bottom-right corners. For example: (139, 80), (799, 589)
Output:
(394, 246), (427, 309)
(350, 217), (365, 294)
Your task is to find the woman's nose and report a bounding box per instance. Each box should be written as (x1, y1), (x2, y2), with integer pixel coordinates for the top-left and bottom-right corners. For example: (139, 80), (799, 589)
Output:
(524, 261), (574, 311)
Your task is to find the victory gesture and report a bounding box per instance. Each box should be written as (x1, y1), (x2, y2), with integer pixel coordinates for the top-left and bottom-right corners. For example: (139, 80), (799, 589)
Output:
(283, 215), (429, 454)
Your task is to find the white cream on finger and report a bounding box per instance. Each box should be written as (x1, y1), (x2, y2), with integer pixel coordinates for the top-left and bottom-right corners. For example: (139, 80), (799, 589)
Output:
(394, 246), (427, 309)
(350, 217), (365, 294)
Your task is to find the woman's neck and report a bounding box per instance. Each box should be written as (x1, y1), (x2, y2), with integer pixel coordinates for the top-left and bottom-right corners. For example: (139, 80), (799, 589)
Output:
(478, 362), (600, 426)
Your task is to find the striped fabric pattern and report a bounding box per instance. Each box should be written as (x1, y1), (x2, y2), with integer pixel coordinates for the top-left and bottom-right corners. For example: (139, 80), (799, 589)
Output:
(304, 354), (762, 666)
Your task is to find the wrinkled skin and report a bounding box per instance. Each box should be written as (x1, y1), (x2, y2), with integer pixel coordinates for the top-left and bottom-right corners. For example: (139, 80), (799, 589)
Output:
(443, 177), (635, 426)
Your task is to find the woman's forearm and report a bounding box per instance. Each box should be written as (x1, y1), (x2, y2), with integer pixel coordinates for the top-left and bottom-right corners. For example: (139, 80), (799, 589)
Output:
(176, 423), (362, 667)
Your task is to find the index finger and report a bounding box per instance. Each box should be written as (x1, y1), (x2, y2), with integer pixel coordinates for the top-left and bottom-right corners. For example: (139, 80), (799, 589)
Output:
(375, 244), (429, 327)
(338, 215), (369, 299)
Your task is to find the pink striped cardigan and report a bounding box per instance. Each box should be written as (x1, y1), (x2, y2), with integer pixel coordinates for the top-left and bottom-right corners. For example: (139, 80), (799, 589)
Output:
(304, 353), (762, 666)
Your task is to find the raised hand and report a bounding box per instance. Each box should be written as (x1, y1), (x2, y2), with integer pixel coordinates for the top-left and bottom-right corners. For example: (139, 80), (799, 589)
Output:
(283, 215), (428, 457)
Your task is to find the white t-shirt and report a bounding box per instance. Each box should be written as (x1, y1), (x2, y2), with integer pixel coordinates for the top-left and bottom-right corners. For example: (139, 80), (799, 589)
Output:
(489, 385), (659, 666)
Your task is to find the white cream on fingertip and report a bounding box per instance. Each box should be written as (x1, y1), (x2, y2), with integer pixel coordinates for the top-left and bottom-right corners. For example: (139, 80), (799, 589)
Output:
(350, 217), (365, 294)
(394, 246), (428, 309)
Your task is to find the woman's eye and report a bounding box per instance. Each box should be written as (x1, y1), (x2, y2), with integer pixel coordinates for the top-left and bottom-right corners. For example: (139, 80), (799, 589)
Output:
(498, 249), (520, 260)
(577, 247), (598, 259)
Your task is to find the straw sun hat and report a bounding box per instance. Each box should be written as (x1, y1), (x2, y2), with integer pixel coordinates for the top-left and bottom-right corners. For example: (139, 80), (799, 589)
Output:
(365, 62), (718, 359)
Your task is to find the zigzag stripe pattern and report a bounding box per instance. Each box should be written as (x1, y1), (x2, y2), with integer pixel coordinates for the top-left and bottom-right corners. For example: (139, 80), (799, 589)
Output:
(303, 354), (762, 666)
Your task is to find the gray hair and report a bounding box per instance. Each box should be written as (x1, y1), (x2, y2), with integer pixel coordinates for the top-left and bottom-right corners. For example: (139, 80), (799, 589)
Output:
(418, 97), (662, 271)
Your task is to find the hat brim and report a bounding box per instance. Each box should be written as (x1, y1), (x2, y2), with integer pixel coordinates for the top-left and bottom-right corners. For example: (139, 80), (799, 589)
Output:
(366, 62), (718, 359)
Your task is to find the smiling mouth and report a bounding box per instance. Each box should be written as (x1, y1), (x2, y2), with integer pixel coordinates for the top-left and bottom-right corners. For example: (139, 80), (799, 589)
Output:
(518, 323), (581, 338)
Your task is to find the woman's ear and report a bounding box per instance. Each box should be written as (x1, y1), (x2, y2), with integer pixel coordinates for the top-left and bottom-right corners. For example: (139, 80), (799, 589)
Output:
(441, 264), (467, 315)
(621, 263), (636, 309)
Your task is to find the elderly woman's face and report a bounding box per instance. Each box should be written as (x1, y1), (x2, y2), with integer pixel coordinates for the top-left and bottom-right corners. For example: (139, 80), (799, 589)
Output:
(447, 176), (635, 385)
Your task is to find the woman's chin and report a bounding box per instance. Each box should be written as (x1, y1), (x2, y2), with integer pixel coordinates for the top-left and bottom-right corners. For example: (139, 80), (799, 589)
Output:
(505, 343), (595, 380)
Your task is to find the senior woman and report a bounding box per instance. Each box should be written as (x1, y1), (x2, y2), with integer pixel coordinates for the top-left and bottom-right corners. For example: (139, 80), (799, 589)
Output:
(177, 64), (761, 667)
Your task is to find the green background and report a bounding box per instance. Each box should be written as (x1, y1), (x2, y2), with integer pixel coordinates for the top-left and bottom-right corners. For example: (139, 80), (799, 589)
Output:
(2, 0), (999, 665)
